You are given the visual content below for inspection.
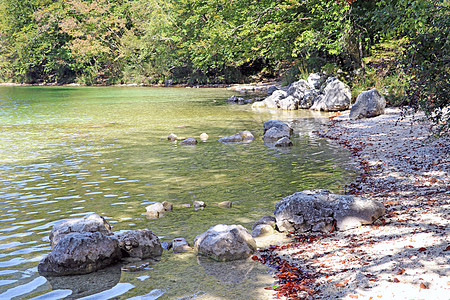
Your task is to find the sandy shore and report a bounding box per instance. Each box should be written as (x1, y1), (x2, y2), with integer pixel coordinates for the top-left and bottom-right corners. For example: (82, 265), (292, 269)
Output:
(262, 108), (449, 299)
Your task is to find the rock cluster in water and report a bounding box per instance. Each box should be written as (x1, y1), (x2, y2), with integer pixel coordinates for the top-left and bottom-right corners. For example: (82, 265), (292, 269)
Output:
(38, 214), (162, 276)
(38, 189), (385, 276)
(252, 74), (351, 111)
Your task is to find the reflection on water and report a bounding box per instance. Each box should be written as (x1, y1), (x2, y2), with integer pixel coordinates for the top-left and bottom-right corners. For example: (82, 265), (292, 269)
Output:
(0, 86), (354, 299)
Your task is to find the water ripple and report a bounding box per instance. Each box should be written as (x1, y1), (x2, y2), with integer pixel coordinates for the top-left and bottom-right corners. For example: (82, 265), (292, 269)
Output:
(0, 276), (48, 299)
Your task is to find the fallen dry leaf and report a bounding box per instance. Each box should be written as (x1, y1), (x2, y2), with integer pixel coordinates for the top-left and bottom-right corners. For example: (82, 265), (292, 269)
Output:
(397, 269), (406, 275)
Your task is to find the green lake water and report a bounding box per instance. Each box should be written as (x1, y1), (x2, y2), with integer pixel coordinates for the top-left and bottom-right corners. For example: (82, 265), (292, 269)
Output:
(0, 86), (354, 299)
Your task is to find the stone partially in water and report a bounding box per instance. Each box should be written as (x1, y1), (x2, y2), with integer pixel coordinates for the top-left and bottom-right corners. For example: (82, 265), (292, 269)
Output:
(168, 133), (178, 141)
(145, 202), (165, 219)
(218, 201), (232, 209)
(274, 189), (385, 232)
(193, 200), (206, 211)
(162, 201), (173, 212)
(38, 232), (122, 276)
(275, 137), (293, 147)
(49, 214), (113, 248)
(194, 224), (256, 261)
(251, 224), (274, 237)
(252, 215), (276, 230)
(179, 138), (198, 145)
(172, 237), (192, 253)
(115, 229), (163, 259)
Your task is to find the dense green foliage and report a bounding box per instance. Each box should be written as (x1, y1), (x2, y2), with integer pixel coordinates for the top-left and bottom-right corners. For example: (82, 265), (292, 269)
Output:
(0, 0), (448, 133)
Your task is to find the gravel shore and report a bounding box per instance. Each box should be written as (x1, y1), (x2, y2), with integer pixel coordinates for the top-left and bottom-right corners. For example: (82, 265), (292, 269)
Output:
(264, 108), (449, 299)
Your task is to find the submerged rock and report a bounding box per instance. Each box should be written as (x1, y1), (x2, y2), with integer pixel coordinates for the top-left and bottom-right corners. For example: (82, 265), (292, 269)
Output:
(179, 138), (198, 145)
(218, 130), (255, 143)
(218, 201), (232, 209)
(194, 224), (256, 261)
(275, 137), (293, 147)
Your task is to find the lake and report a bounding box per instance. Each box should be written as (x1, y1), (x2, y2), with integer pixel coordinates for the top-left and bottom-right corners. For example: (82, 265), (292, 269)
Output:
(0, 86), (354, 299)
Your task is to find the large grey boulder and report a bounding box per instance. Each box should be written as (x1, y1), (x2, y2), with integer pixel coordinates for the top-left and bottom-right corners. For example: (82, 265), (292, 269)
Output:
(286, 79), (311, 100)
(38, 232), (122, 276)
(299, 89), (321, 109)
(49, 214), (112, 248)
(115, 229), (163, 259)
(307, 73), (326, 89)
(310, 77), (351, 111)
(278, 95), (298, 110)
(253, 90), (287, 109)
(194, 224), (257, 261)
(262, 119), (293, 142)
(349, 88), (386, 120)
(274, 189), (385, 233)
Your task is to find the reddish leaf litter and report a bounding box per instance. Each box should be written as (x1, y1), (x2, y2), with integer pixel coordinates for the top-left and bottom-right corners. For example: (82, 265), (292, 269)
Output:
(254, 108), (449, 299)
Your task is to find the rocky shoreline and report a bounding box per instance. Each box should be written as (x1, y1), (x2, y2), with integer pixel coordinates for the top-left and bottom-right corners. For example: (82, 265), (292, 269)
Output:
(256, 108), (449, 299)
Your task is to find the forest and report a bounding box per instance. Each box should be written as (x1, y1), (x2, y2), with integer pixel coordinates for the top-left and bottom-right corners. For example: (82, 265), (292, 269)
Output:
(0, 0), (448, 133)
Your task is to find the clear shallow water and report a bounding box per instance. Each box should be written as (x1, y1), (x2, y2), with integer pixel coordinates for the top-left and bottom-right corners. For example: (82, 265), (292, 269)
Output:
(0, 86), (354, 299)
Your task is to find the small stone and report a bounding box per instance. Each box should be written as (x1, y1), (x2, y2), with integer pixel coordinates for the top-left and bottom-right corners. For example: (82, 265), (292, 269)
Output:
(168, 133), (177, 141)
(172, 238), (191, 253)
(193, 201), (206, 211)
(179, 138), (197, 145)
(181, 204), (191, 208)
(275, 137), (293, 147)
(200, 133), (209, 141)
(251, 224), (275, 237)
(252, 215), (276, 230)
(161, 241), (172, 251)
(145, 202), (165, 219)
(239, 130), (255, 141)
(162, 201), (173, 212)
(218, 201), (232, 209)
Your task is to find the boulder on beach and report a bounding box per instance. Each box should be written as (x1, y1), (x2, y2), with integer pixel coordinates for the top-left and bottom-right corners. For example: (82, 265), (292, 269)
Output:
(194, 224), (257, 261)
(278, 95), (298, 110)
(349, 88), (386, 120)
(38, 232), (122, 276)
(286, 79), (311, 100)
(310, 77), (351, 111)
(274, 189), (385, 233)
